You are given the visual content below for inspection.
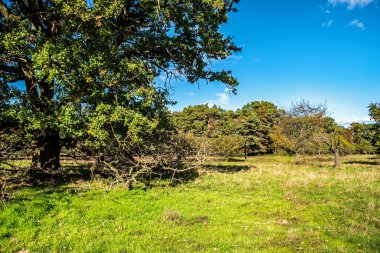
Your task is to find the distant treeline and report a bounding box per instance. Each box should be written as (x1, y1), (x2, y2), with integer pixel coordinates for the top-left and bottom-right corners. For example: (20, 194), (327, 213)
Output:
(172, 100), (380, 163)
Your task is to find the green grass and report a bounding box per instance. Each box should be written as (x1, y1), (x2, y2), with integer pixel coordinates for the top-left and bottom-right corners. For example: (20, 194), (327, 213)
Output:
(1, 155), (380, 252)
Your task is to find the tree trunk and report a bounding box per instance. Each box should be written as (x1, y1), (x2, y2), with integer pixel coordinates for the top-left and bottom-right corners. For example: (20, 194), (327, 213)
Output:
(38, 129), (61, 171)
(244, 141), (247, 162)
(31, 147), (39, 168)
(96, 153), (105, 164)
(295, 151), (300, 164)
(334, 148), (340, 168)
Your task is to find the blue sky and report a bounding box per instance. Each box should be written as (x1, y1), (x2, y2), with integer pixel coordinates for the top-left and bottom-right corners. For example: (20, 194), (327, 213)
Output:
(167, 0), (380, 124)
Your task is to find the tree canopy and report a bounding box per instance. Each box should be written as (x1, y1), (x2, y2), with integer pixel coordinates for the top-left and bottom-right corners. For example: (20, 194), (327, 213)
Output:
(369, 103), (380, 151)
(0, 0), (241, 171)
(369, 103), (380, 123)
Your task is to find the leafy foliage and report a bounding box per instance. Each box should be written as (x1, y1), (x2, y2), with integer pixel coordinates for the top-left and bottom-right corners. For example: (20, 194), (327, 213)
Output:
(368, 103), (380, 151)
(269, 100), (327, 160)
(174, 101), (284, 157)
(369, 103), (380, 123)
(0, 0), (241, 172)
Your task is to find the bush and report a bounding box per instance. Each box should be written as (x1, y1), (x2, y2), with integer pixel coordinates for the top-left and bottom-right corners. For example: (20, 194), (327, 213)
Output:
(355, 140), (375, 154)
(211, 135), (245, 160)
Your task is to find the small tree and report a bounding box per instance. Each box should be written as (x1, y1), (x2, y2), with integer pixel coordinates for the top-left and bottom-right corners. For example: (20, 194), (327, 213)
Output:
(316, 118), (348, 167)
(355, 140), (375, 155)
(238, 101), (283, 155)
(212, 134), (245, 160)
(350, 122), (378, 153)
(270, 100), (327, 164)
(236, 111), (264, 158)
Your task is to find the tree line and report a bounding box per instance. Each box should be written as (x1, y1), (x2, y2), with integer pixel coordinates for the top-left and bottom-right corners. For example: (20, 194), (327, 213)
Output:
(173, 100), (380, 167)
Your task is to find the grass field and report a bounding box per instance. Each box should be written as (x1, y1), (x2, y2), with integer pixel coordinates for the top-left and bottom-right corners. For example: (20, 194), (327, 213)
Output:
(1, 155), (380, 252)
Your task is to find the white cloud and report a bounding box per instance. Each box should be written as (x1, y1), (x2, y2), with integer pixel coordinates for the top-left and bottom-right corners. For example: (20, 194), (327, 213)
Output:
(322, 19), (335, 27)
(184, 92), (195, 96)
(209, 54), (243, 67)
(227, 55), (243, 61)
(349, 18), (366, 30)
(215, 93), (230, 105)
(328, 0), (374, 9)
(225, 55), (243, 66)
(337, 117), (374, 127)
(319, 5), (332, 13)
(205, 90), (231, 109)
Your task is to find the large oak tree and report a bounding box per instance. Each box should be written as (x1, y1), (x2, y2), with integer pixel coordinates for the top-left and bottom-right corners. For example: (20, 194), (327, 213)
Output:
(0, 0), (240, 171)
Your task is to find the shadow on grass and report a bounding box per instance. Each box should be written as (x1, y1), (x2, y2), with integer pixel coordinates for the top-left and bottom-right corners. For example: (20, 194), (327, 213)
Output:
(203, 164), (250, 173)
(344, 160), (380, 166)
(27, 162), (200, 186)
(141, 164), (199, 187)
(1, 162), (200, 202)
(225, 157), (246, 162)
(27, 164), (94, 187)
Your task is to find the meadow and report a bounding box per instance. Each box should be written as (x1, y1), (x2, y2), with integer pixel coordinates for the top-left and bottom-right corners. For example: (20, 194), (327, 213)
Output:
(1, 155), (380, 252)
